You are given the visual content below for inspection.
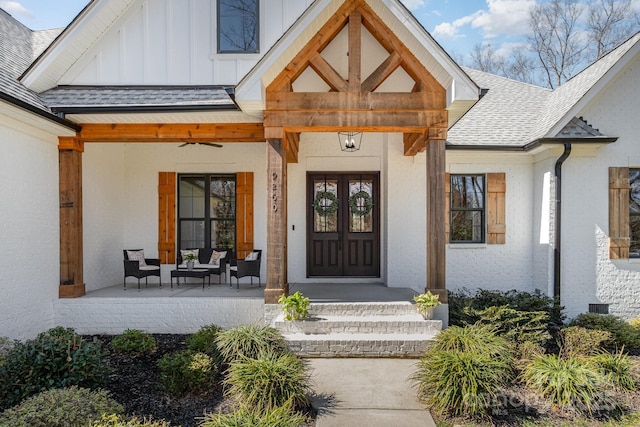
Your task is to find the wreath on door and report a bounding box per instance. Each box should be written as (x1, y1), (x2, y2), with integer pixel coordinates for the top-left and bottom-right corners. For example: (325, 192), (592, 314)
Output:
(313, 191), (338, 217)
(349, 190), (373, 217)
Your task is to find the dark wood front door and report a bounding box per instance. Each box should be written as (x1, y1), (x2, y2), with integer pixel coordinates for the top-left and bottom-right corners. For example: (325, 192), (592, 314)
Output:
(307, 173), (380, 277)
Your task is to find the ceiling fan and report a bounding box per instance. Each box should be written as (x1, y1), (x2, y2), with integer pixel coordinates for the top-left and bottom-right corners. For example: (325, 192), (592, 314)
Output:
(178, 142), (223, 148)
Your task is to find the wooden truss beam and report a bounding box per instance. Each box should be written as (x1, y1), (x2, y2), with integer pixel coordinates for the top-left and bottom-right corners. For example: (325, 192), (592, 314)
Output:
(404, 127), (447, 156)
(78, 123), (265, 143)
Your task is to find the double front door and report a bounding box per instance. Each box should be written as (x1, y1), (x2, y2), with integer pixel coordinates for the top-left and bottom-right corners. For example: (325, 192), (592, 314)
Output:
(307, 173), (380, 277)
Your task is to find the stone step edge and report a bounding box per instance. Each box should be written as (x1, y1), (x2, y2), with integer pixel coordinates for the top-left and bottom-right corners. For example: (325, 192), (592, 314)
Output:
(283, 331), (439, 341)
(274, 313), (429, 322)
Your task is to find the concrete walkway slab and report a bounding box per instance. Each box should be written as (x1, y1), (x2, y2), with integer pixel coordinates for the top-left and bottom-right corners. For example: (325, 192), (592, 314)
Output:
(307, 358), (436, 427)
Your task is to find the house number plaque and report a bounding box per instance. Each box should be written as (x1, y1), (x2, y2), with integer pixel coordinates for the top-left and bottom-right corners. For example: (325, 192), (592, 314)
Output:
(272, 172), (278, 212)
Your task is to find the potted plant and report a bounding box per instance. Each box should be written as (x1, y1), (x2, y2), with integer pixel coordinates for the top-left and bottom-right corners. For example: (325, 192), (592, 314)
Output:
(183, 252), (198, 270)
(278, 291), (310, 321)
(413, 291), (441, 319)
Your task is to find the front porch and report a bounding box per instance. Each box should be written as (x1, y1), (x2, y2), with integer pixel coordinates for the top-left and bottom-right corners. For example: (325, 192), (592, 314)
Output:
(54, 282), (423, 334)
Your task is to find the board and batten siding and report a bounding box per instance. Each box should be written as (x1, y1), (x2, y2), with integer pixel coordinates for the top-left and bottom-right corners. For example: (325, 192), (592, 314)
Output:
(61, 0), (313, 86)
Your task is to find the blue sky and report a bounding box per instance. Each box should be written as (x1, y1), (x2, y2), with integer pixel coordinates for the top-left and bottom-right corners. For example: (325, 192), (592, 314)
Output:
(2, 0), (639, 64)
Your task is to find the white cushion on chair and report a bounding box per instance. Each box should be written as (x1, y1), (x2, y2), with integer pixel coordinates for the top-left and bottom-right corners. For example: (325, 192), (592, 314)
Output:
(245, 252), (259, 261)
(127, 250), (147, 266)
(209, 250), (227, 266)
(140, 265), (159, 271)
(229, 266), (238, 272)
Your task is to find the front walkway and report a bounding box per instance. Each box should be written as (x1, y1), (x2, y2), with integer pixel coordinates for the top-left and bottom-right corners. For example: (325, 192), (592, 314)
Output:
(309, 358), (436, 427)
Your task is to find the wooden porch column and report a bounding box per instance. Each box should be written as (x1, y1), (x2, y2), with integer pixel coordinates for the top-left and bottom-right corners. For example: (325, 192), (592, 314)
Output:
(59, 137), (85, 297)
(265, 138), (288, 303)
(426, 137), (447, 302)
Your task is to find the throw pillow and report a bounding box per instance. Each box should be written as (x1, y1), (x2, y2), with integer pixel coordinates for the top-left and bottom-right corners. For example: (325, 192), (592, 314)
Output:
(127, 250), (147, 266)
(180, 249), (200, 265)
(245, 251), (259, 261)
(209, 250), (227, 266)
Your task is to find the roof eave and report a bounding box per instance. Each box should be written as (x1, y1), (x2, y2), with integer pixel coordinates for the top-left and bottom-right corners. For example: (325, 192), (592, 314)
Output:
(0, 92), (81, 131)
(446, 137), (618, 152)
(50, 104), (239, 115)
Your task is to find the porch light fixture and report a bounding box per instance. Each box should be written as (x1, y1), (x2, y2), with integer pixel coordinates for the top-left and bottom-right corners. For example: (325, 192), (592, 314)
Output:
(338, 131), (362, 152)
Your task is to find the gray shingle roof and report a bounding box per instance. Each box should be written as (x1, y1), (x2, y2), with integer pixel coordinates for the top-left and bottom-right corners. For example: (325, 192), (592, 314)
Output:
(39, 86), (235, 110)
(554, 117), (603, 138)
(449, 32), (639, 148)
(0, 8), (60, 112)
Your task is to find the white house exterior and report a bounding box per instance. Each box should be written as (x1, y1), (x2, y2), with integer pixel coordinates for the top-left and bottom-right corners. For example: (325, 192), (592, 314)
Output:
(1, 0), (639, 340)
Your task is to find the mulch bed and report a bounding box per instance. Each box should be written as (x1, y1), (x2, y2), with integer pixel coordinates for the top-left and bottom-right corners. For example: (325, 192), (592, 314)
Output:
(93, 334), (315, 427)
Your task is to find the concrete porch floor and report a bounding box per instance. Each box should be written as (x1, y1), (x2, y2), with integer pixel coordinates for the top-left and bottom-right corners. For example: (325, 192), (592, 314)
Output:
(84, 281), (418, 303)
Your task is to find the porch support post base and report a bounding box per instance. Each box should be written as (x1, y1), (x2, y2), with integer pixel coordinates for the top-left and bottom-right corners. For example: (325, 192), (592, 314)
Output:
(426, 137), (447, 303)
(265, 138), (288, 304)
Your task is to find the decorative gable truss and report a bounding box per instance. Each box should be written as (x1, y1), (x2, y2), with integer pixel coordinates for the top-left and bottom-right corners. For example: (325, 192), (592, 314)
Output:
(263, 0), (448, 162)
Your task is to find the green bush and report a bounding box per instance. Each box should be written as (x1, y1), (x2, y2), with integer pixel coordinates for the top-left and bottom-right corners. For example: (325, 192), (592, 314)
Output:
(629, 316), (640, 330)
(91, 414), (173, 427)
(200, 401), (309, 427)
(187, 324), (223, 359)
(590, 350), (638, 391)
(215, 324), (289, 363)
(0, 386), (122, 427)
(0, 337), (14, 367)
(570, 313), (640, 349)
(559, 326), (612, 357)
(522, 354), (606, 413)
(111, 329), (156, 355)
(225, 352), (311, 411)
(468, 305), (551, 347)
(413, 349), (511, 416)
(431, 324), (514, 359)
(0, 327), (110, 410)
(412, 325), (513, 417)
(158, 350), (218, 396)
(449, 288), (564, 333)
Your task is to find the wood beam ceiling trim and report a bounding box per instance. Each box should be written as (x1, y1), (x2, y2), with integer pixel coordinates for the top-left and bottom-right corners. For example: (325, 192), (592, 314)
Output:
(348, 10), (362, 92)
(403, 132), (426, 156)
(264, 110), (445, 130)
(58, 136), (84, 152)
(359, 1), (443, 93)
(285, 132), (300, 163)
(309, 53), (349, 92)
(78, 123), (265, 143)
(267, 91), (443, 111)
(267, 0), (356, 93)
(361, 51), (402, 93)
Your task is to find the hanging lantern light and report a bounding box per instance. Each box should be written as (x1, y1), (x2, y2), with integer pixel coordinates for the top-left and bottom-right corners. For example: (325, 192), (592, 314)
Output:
(337, 131), (362, 152)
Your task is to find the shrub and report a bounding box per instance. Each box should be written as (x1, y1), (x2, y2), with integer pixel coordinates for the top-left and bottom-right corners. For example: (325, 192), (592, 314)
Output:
(225, 352), (311, 411)
(431, 324), (514, 359)
(559, 326), (612, 357)
(412, 348), (511, 416)
(570, 313), (640, 349)
(187, 324), (223, 359)
(522, 354), (606, 413)
(590, 350), (638, 391)
(200, 401), (309, 427)
(158, 350), (218, 396)
(0, 327), (109, 410)
(278, 291), (310, 321)
(111, 329), (156, 355)
(469, 305), (551, 347)
(0, 386), (122, 427)
(629, 316), (640, 330)
(216, 324), (289, 363)
(0, 337), (14, 367)
(412, 325), (513, 417)
(91, 414), (173, 427)
(449, 288), (564, 333)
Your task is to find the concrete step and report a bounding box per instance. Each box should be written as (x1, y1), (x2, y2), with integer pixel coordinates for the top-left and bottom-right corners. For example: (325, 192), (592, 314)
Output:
(307, 301), (418, 317)
(285, 332), (438, 358)
(274, 314), (441, 335)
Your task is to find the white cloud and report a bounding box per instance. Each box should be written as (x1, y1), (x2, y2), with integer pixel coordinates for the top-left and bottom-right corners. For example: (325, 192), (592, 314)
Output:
(0, 1), (33, 19)
(401, 0), (425, 10)
(432, 0), (535, 40)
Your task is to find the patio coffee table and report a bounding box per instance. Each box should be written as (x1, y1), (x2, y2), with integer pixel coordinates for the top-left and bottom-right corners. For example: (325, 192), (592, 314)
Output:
(170, 268), (210, 289)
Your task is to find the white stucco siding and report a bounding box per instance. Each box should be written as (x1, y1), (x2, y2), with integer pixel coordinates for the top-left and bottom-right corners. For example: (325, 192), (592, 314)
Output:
(0, 115), (59, 340)
(83, 144), (126, 292)
(445, 154), (536, 294)
(63, 0), (313, 86)
(81, 142), (267, 288)
(560, 53), (640, 319)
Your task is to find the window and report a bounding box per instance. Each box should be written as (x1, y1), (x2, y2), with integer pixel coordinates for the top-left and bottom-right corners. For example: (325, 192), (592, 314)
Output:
(217, 0), (259, 53)
(450, 174), (485, 243)
(630, 169), (640, 257)
(178, 174), (236, 251)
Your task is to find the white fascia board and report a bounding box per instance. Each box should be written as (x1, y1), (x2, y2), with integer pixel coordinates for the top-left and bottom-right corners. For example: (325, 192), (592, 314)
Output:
(545, 36), (640, 138)
(21, 0), (136, 93)
(0, 102), (77, 137)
